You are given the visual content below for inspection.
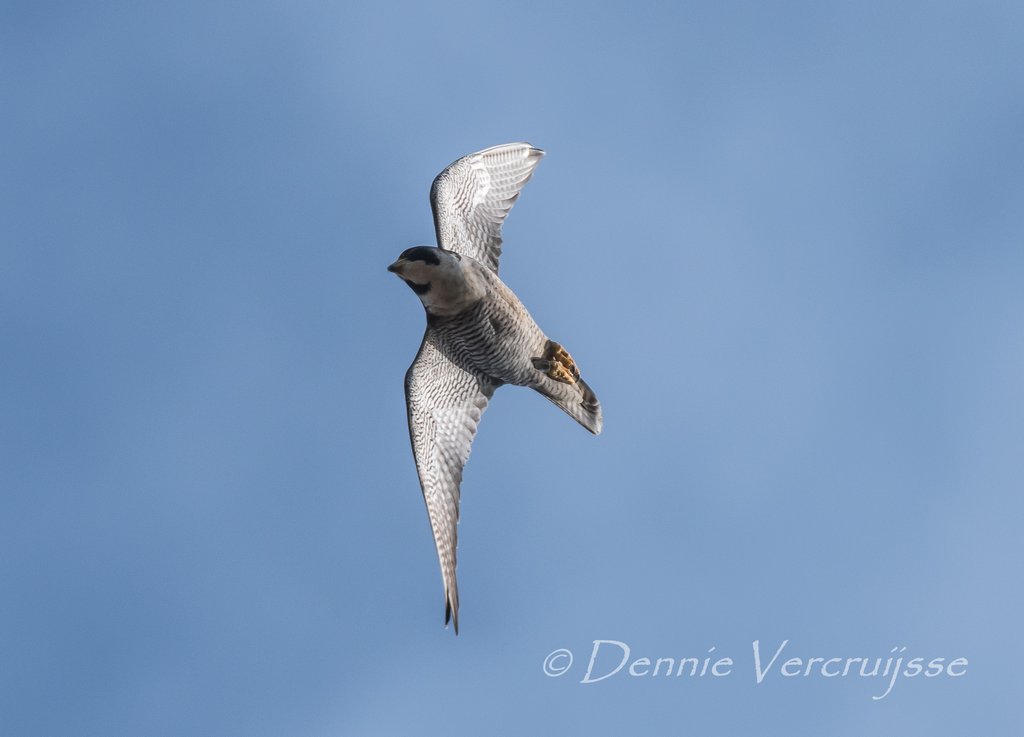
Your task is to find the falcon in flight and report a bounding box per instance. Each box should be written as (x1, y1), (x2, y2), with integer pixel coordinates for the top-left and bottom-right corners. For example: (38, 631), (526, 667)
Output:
(388, 142), (602, 634)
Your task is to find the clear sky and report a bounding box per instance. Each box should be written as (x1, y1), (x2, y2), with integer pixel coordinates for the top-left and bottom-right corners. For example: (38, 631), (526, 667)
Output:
(2, 1), (1023, 735)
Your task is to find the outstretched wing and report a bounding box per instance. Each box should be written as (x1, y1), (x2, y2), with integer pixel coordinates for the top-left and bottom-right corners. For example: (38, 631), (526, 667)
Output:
(404, 332), (496, 634)
(430, 142), (544, 274)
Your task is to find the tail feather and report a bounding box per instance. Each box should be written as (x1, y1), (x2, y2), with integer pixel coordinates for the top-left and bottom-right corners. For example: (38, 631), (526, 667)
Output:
(535, 375), (603, 435)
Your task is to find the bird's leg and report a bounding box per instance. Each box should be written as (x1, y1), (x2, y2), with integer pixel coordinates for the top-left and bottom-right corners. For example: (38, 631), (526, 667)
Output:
(532, 341), (580, 384)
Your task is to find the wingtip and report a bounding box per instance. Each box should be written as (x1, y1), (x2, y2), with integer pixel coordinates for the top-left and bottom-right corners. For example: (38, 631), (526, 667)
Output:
(444, 593), (460, 635)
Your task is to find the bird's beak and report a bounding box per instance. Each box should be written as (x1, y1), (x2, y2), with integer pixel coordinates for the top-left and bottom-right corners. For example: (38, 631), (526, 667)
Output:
(387, 258), (407, 274)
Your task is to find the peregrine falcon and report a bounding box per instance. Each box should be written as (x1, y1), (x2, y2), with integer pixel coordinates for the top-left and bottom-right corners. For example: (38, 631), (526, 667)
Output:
(388, 142), (602, 634)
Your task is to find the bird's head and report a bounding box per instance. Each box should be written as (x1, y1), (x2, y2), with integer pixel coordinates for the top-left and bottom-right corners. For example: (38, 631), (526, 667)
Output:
(387, 246), (451, 293)
(388, 246), (481, 315)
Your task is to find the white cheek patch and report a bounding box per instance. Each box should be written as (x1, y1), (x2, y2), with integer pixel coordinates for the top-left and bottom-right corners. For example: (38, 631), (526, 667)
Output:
(406, 263), (433, 282)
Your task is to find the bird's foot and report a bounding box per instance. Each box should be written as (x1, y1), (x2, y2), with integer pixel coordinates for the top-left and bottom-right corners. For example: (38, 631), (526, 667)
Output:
(533, 341), (580, 384)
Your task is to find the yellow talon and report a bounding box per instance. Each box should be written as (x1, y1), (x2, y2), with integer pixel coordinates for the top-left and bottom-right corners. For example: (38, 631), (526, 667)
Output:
(544, 342), (579, 384)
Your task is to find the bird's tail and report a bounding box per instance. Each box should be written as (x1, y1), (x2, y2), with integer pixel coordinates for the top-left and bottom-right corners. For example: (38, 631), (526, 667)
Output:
(531, 341), (603, 435)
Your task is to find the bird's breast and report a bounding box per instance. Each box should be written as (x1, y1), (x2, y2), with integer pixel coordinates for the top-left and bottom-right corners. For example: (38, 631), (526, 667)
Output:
(430, 296), (544, 386)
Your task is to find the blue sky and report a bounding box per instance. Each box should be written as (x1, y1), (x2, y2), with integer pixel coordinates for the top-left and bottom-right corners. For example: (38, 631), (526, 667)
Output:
(2, 1), (1023, 735)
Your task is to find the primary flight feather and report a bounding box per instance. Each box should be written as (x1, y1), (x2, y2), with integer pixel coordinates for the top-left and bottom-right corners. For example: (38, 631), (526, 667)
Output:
(389, 143), (602, 634)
